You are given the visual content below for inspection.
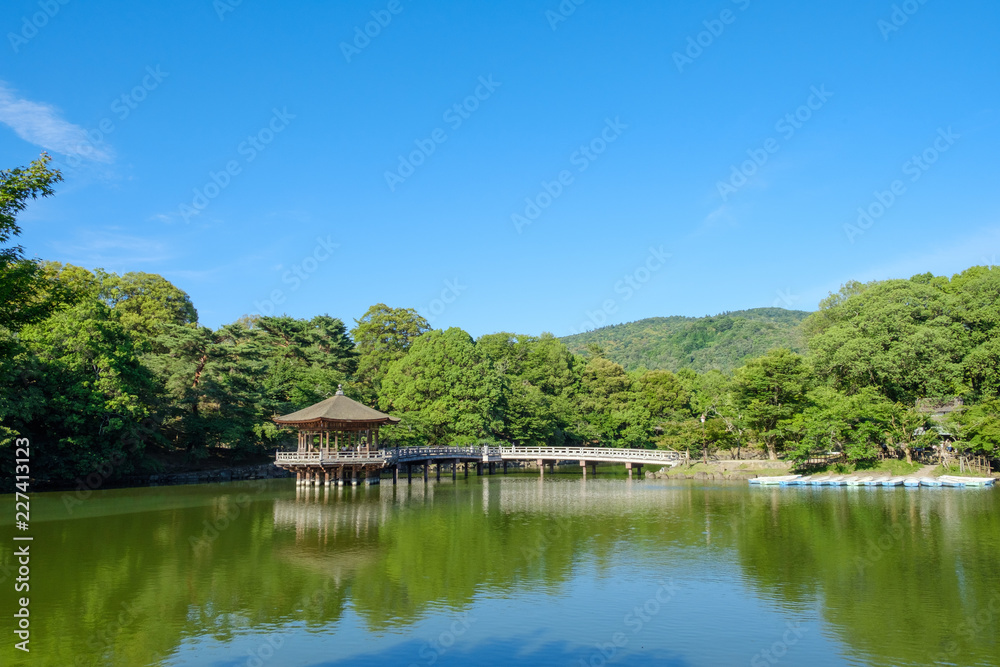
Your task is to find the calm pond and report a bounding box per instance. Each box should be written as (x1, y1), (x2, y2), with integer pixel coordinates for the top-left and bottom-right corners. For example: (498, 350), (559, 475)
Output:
(3, 471), (998, 666)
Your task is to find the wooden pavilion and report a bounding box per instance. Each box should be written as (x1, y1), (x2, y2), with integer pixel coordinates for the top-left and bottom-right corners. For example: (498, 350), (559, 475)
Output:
(273, 385), (400, 486)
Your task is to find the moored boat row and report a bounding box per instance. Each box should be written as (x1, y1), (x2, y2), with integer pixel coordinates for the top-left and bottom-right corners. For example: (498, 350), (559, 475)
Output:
(750, 474), (996, 488)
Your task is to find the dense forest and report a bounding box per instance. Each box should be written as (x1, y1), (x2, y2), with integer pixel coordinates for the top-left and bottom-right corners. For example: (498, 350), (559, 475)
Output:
(560, 308), (809, 373)
(2, 155), (1000, 489)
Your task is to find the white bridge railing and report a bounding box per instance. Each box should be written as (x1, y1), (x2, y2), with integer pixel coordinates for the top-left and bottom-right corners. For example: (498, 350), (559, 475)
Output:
(276, 446), (680, 466)
(501, 446), (682, 465)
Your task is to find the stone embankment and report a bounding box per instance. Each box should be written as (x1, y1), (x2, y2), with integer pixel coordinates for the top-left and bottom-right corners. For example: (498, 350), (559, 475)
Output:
(647, 460), (793, 481)
(124, 463), (290, 487)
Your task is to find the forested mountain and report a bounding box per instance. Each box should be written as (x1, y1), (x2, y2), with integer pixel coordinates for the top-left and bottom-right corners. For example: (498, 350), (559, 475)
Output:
(561, 308), (810, 373)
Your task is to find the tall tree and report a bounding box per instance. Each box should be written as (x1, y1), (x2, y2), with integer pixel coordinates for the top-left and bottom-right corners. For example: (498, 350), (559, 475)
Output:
(351, 304), (429, 401)
(732, 348), (811, 460)
(0, 154), (68, 330)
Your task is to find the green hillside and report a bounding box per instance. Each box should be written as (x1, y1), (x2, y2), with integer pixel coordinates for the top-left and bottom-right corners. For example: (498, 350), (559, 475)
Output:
(561, 307), (810, 373)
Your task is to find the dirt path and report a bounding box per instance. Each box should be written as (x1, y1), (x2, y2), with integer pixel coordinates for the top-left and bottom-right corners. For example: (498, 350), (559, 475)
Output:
(914, 464), (937, 477)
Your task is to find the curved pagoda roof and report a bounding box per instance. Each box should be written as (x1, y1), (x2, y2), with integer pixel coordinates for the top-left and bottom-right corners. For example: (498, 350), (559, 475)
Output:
(273, 386), (400, 429)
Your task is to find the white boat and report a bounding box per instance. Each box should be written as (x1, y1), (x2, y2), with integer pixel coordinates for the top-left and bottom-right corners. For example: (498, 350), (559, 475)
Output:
(825, 475), (848, 486)
(940, 475), (996, 487)
(853, 476), (874, 486)
(843, 476), (864, 486)
(865, 477), (888, 486)
(920, 477), (943, 487)
(750, 475), (800, 486)
(882, 477), (906, 486)
(809, 476), (832, 485)
(902, 478), (921, 487)
(787, 475), (813, 485)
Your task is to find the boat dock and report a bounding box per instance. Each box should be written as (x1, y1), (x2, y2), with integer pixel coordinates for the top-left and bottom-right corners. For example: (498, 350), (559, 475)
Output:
(750, 474), (996, 488)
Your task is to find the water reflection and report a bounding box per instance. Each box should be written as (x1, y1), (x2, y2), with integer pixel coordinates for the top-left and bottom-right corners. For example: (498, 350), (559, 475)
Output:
(2, 478), (997, 666)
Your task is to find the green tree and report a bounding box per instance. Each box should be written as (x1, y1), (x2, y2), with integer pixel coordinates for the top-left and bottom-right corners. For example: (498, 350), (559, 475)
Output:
(0, 300), (158, 488)
(805, 279), (967, 402)
(732, 349), (811, 460)
(0, 154), (68, 330)
(379, 328), (496, 445)
(351, 304), (429, 401)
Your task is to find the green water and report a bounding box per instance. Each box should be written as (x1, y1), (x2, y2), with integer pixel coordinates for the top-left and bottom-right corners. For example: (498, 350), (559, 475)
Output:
(2, 471), (998, 666)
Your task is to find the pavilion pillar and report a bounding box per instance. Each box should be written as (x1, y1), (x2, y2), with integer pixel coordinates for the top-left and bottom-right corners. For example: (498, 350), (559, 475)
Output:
(351, 467), (359, 487)
(325, 470), (331, 486)
(296, 471), (302, 486)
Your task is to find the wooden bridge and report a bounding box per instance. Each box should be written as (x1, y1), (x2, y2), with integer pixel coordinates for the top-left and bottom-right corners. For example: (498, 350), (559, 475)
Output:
(275, 445), (683, 487)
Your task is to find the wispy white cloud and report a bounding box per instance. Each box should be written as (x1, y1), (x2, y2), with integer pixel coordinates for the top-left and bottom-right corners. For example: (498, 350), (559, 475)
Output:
(48, 228), (170, 267)
(0, 81), (114, 163)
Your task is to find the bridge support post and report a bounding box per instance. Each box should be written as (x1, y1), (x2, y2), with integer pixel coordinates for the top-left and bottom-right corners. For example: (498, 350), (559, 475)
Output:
(548, 461), (554, 474)
(636, 464), (642, 478)
(325, 470), (331, 486)
(296, 471), (302, 486)
(503, 460), (508, 475)
(393, 466), (398, 485)
(464, 462), (469, 478)
(452, 459), (457, 481)
(591, 462), (598, 477)
(337, 469), (345, 487)
(423, 463), (429, 483)
(476, 462), (483, 476)
(407, 464), (412, 484)
(626, 462), (632, 479)
(537, 459), (544, 478)
(580, 460), (587, 479)
(488, 462), (495, 475)
(436, 463), (441, 481)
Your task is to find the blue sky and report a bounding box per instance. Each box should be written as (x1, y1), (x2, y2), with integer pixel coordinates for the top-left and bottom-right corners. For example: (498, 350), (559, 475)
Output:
(2, 0), (998, 337)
